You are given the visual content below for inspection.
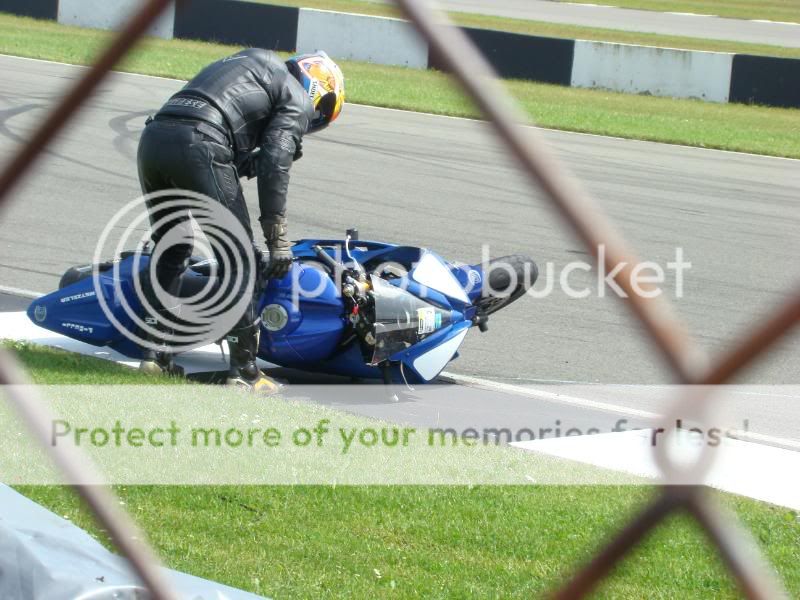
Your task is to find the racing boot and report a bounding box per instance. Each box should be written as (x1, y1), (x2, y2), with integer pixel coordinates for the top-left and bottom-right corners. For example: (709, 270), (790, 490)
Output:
(225, 323), (281, 393)
(138, 308), (183, 377)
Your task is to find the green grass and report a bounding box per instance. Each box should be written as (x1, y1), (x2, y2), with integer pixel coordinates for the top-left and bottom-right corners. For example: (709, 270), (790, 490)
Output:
(261, 0), (800, 58)
(555, 0), (800, 23)
(1, 13), (799, 159)
(16, 483), (800, 598)
(3, 340), (189, 384)
(6, 341), (800, 597)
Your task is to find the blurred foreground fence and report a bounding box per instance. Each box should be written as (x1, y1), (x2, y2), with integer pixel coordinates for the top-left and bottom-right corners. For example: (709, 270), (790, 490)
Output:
(0, 0), (798, 598)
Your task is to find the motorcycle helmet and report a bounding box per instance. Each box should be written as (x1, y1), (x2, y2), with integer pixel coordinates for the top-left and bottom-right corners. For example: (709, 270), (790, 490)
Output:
(286, 51), (345, 134)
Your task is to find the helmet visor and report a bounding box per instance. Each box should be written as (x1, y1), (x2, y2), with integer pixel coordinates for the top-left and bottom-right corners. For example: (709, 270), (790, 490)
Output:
(309, 92), (337, 133)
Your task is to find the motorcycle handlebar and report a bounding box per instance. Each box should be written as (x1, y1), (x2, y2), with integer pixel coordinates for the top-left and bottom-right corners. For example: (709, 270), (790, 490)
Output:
(312, 244), (343, 273)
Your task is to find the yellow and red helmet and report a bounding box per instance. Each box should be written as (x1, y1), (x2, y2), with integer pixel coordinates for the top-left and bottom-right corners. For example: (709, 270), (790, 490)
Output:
(286, 51), (345, 134)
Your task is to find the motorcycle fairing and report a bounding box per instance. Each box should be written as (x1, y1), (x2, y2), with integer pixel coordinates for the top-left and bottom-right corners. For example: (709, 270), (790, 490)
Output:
(259, 263), (346, 364)
(408, 251), (470, 306)
(410, 324), (469, 381)
(369, 275), (455, 365)
(391, 321), (471, 382)
(26, 256), (143, 350)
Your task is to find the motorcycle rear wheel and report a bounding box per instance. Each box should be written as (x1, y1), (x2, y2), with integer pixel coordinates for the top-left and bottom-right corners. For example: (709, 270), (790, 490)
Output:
(59, 264), (93, 289)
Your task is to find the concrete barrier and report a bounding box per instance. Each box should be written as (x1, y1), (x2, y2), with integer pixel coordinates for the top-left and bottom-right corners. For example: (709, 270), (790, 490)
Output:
(57, 0), (176, 39)
(174, 0), (298, 50)
(730, 54), (800, 108)
(296, 8), (428, 68)
(571, 40), (734, 103)
(0, 0), (57, 20)
(434, 27), (574, 84)
(1, 0), (795, 108)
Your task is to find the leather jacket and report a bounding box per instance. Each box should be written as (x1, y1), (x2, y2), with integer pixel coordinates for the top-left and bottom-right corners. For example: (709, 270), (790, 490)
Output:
(156, 48), (314, 221)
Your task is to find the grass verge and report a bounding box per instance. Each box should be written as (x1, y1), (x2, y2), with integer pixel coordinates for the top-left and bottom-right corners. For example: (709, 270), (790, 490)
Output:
(3, 340), (189, 385)
(5, 340), (800, 598)
(261, 0), (800, 58)
(554, 0), (800, 24)
(1, 13), (799, 159)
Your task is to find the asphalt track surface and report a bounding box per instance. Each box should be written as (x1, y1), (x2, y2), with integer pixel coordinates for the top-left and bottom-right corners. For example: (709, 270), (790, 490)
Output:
(368, 0), (800, 48)
(0, 55), (799, 441)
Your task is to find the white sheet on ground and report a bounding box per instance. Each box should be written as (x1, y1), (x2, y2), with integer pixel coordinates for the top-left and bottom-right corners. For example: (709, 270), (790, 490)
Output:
(0, 483), (266, 599)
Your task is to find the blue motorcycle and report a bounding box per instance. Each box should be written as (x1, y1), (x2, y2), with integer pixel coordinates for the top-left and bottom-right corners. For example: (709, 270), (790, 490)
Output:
(27, 230), (537, 384)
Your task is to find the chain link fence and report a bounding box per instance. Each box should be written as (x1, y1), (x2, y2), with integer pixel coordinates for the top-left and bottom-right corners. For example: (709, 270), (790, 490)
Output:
(0, 0), (797, 598)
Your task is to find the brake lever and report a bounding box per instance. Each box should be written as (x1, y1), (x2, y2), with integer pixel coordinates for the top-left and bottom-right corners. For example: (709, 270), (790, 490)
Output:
(345, 235), (367, 281)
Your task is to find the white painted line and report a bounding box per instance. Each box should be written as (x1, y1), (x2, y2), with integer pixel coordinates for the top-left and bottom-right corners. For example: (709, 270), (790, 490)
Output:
(0, 285), (43, 299)
(730, 430), (800, 452)
(0, 311), (275, 374)
(751, 19), (800, 26)
(0, 52), (186, 84)
(513, 429), (800, 509)
(356, 102), (800, 163)
(441, 371), (800, 452)
(0, 310), (140, 368)
(440, 371), (660, 419)
(2, 53), (798, 164)
(666, 11), (714, 17)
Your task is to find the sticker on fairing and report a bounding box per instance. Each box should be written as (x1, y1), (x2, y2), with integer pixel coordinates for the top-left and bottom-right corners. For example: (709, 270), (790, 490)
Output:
(417, 307), (438, 335)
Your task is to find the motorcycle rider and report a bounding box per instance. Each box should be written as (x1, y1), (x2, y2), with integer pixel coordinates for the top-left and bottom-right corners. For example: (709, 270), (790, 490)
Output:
(136, 48), (345, 391)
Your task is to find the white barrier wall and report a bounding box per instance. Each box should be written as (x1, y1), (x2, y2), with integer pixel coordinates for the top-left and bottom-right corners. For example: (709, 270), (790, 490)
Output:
(296, 8), (428, 69)
(58, 0), (176, 39)
(571, 40), (734, 103)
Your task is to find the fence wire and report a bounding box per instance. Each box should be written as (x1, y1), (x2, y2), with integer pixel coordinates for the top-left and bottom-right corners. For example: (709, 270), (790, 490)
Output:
(0, 0), (796, 598)
(0, 3), (180, 599)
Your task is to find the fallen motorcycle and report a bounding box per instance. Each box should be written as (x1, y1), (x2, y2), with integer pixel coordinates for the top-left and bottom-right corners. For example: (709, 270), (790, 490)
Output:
(28, 230), (537, 384)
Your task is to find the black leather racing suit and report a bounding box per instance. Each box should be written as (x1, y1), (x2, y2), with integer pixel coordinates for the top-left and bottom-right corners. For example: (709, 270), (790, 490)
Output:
(137, 47), (313, 351)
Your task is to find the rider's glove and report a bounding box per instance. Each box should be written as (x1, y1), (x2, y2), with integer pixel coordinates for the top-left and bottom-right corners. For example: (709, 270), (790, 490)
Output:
(261, 215), (293, 279)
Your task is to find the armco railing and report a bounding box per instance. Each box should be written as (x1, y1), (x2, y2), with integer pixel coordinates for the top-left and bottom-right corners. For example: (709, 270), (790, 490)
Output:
(0, 1), (798, 598)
